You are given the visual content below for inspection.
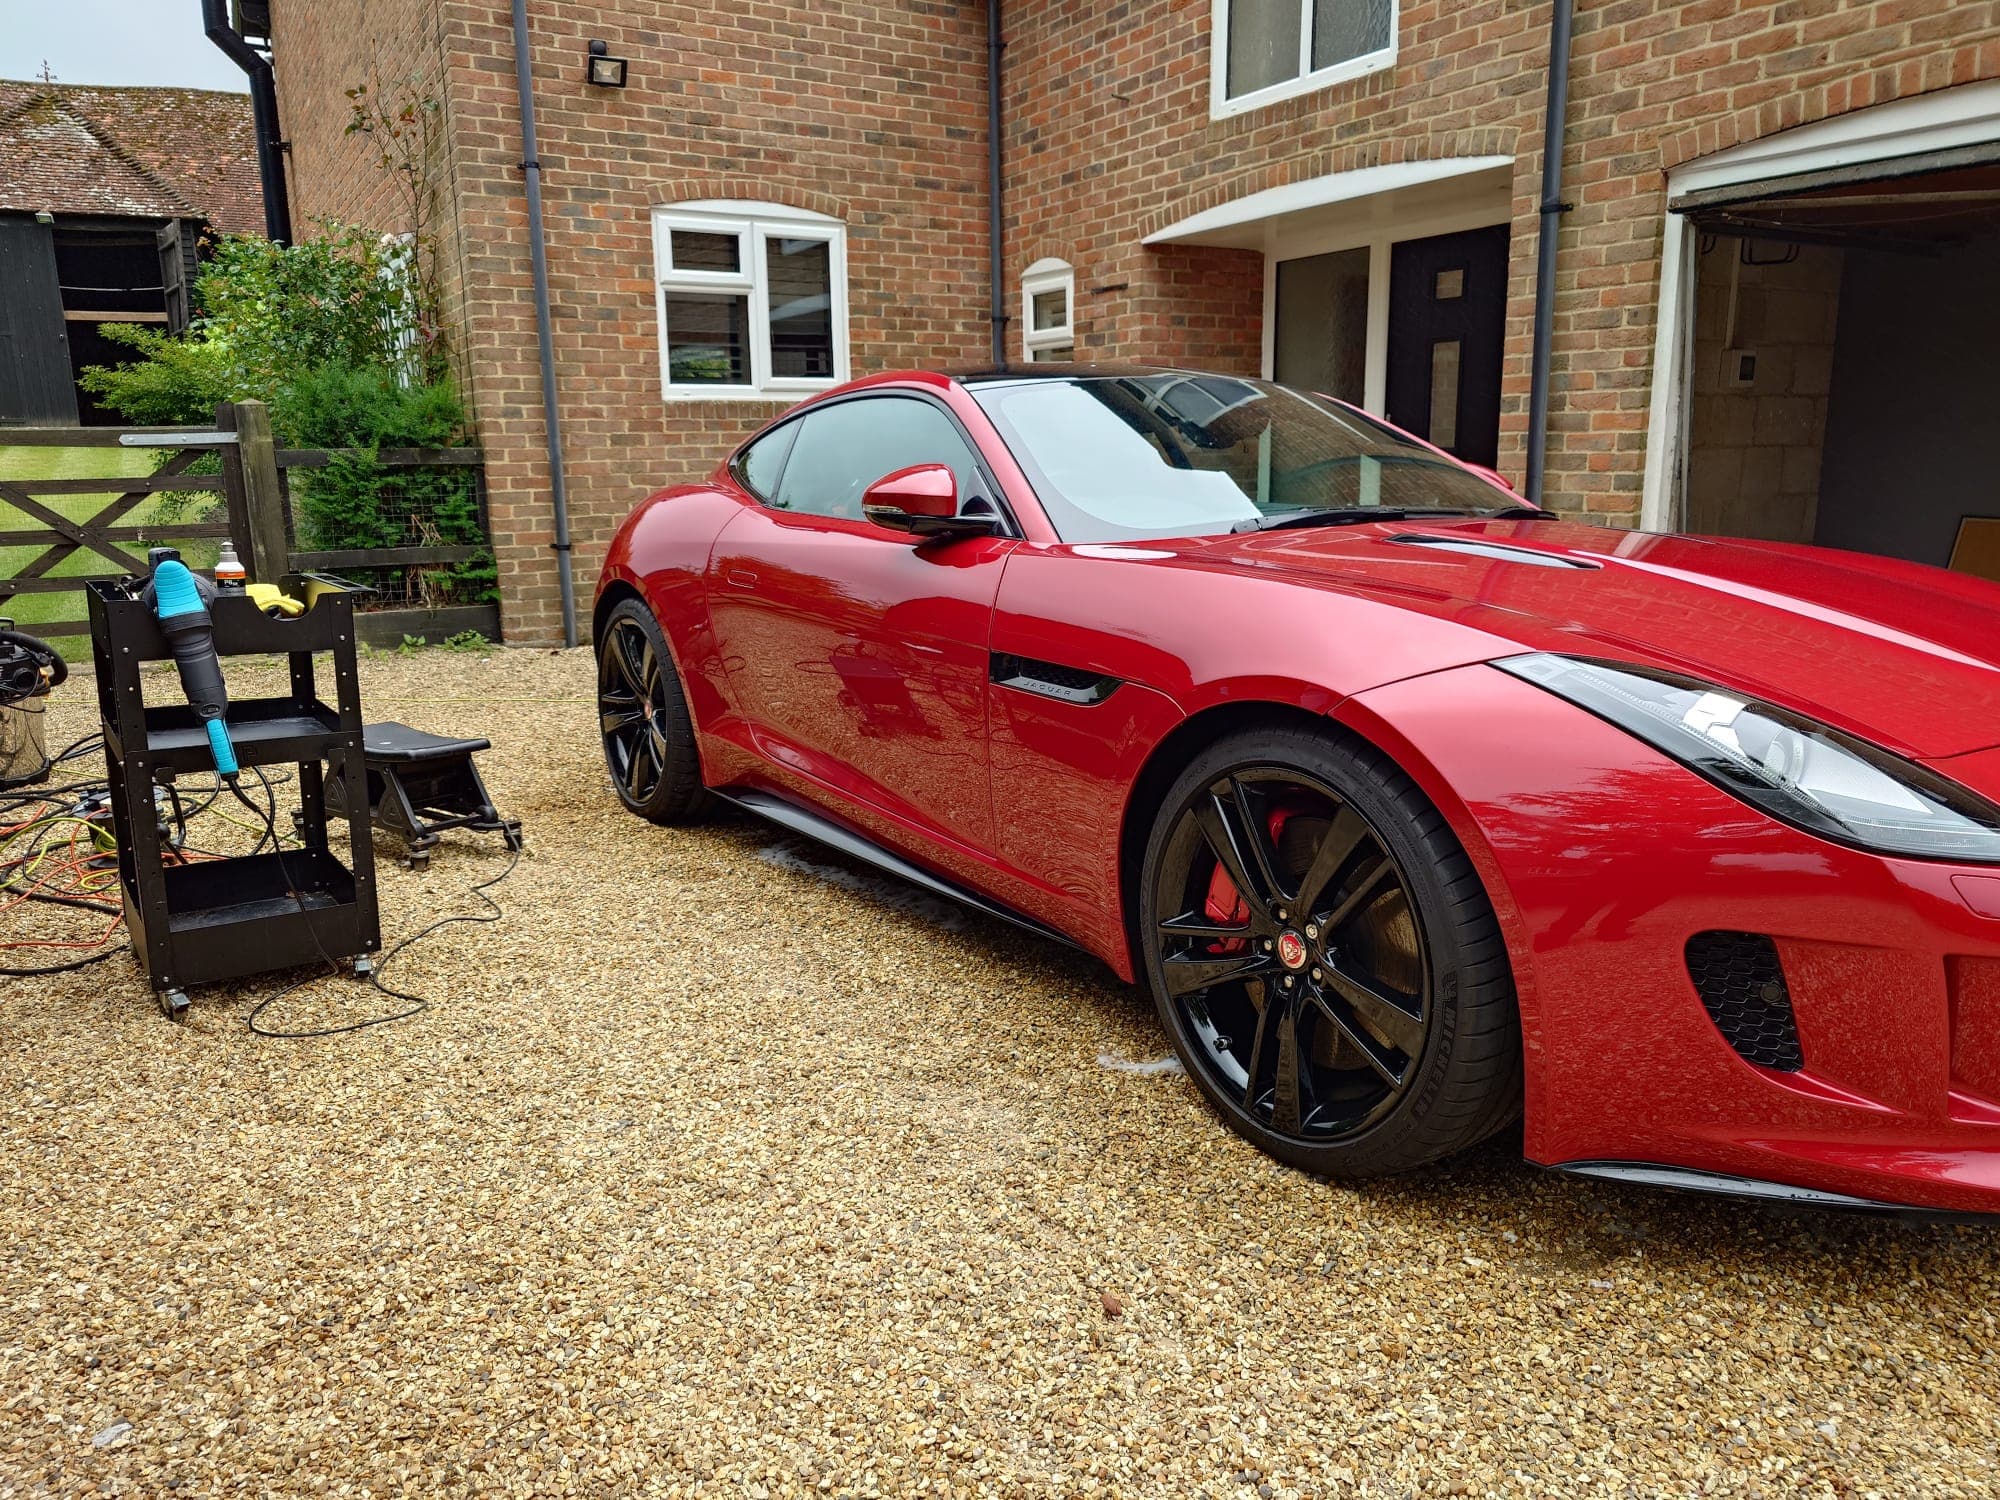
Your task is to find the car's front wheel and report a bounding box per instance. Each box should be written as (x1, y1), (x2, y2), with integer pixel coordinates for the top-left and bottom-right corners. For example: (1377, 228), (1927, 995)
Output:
(1139, 723), (1520, 1178)
(596, 597), (709, 824)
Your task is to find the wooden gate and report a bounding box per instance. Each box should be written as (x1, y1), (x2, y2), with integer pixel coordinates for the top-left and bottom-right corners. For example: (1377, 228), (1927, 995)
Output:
(3, 400), (496, 649)
(0, 421), (245, 640)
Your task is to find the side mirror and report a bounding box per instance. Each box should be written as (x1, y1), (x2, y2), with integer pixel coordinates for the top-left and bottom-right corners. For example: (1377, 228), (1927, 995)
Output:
(861, 464), (1003, 540)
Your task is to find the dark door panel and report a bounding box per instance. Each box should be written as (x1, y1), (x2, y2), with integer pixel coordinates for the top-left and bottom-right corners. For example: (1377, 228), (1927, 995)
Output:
(1386, 225), (1509, 468)
(0, 218), (79, 425)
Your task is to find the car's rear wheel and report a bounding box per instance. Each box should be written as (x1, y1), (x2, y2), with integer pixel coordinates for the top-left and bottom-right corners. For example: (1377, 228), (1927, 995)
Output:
(1139, 723), (1519, 1177)
(596, 597), (709, 824)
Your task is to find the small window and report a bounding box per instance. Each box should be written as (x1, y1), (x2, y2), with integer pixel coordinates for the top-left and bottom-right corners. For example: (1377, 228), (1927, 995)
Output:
(653, 202), (849, 400)
(1213, 0), (1396, 118)
(1021, 258), (1075, 365)
(772, 396), (985, 523)
(733, 420), (800, 502)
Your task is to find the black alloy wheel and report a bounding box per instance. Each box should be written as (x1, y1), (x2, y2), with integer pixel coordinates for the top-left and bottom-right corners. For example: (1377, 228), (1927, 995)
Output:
(1141, 725), (1519, 1177)
(596, 597), (709, 824)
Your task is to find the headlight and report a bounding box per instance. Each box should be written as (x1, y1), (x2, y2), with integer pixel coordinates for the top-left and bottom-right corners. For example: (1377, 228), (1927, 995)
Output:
(1496, 653), (2000, 864)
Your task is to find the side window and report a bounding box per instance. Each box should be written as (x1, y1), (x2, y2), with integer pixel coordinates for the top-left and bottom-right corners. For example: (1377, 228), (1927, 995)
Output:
(772, 396), (985, 522)
(733, 420), (799, 502)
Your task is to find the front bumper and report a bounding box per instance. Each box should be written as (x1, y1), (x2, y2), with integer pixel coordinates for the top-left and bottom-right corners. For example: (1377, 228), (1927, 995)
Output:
(1338, 665), (2000, 1217)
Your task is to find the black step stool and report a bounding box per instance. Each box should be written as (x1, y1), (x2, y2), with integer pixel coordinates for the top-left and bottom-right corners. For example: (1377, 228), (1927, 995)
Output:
(324, 721), (523, 870)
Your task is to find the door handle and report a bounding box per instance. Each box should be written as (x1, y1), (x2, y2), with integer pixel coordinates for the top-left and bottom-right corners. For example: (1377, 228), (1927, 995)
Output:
(725, 567), (759, 590)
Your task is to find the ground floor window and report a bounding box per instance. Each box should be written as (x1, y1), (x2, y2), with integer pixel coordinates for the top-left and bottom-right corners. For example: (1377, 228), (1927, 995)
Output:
(652, 202), (848, 400)
(1022, 258), (1075, 363)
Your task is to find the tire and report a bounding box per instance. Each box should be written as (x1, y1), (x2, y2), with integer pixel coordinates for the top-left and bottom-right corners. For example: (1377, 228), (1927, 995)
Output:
(596, 597), (711, 824)
(1138, 722), (1520, 1178)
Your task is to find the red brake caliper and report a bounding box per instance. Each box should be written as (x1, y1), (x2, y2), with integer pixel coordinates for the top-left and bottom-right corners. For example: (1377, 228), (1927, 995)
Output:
(1201, 805), (1298, 955)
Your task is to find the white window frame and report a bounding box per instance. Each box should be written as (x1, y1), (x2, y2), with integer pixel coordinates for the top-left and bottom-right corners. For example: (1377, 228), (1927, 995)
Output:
(1210, 0), (1398, 121)
(1020, 257), (1076, 362)
(653, 200), (849, 402)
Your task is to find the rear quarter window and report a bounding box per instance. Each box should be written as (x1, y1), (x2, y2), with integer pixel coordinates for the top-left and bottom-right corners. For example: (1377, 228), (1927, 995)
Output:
(733, 420), (800, 502)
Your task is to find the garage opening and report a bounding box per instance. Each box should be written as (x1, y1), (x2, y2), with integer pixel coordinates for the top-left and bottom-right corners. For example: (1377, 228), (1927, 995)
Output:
(1673, 151), (2000, 582)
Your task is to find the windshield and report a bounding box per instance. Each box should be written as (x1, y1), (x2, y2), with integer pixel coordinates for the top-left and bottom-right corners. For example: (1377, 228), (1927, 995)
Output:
(970, 373), (1517, 543)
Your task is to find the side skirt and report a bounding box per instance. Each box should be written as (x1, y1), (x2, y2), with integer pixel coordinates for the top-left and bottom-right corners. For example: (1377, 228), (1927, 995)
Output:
(715, 788), (1084, 953)
(1552, 1160), (1995, 1223)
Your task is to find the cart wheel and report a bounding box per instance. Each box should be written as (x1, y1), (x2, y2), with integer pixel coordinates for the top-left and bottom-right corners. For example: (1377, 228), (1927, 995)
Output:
(503, 826), (524, 853)
(159, 989), (190, 1022)
(404, 850), (431, 872)
(353, 955), (375, 980)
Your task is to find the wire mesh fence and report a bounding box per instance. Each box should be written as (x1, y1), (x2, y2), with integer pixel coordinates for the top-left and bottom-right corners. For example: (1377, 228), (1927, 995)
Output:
(278, 450), (495, 614)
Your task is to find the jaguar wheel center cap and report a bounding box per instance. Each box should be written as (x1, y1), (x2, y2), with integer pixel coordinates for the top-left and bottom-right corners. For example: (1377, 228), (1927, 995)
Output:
(1276, 930), (1309, 970)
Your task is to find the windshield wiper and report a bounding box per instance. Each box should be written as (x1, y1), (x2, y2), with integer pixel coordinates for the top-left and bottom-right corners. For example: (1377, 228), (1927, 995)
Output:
(1235, 506), (1479, 534)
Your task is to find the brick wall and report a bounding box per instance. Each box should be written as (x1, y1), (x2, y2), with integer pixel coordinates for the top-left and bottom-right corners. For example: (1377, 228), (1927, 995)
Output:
(270, 0), (479, 401)
(999, 0), (2000, 522)
(441, 0), (991, 643)
(276, 0), (990, 644)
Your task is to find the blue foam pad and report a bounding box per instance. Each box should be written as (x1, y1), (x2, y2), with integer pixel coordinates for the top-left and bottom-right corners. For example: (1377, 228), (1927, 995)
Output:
(152, 558), (205, 619)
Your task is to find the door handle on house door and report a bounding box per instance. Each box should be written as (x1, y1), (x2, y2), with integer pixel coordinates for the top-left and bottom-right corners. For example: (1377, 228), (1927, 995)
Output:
(725, 568), (759, 590)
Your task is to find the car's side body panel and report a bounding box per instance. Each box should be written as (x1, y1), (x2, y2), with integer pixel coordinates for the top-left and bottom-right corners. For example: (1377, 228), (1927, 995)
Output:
(987, 669), (1185, 975)
(706, 502), (1016, 858)
(597, 485), (748, 782)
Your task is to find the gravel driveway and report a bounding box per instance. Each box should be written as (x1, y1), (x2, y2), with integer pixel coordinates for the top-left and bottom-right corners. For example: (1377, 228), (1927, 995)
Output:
(5, 646), (1998, 1497)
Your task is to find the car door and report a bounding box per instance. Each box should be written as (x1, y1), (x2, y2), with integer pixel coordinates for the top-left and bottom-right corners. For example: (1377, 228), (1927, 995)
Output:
(707, 391), (1017, 861)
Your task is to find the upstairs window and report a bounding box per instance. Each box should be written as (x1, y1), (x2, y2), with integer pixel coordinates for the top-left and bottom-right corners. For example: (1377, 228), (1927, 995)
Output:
(1021, 258), (1075, 364)
(1212, 0), (1396, 118)
(653, 202), (849, 400)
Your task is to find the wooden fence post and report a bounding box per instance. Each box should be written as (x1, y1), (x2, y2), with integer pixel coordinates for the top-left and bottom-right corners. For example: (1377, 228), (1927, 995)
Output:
(220, 399), (290, 584)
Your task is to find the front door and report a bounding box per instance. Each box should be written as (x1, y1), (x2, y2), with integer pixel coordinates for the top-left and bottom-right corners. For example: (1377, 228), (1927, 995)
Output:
(1386, 225), (1509, 468)
(706, 392), (1015, 860)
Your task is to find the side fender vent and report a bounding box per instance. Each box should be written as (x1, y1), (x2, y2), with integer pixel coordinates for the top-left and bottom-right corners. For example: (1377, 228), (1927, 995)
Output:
(990, 652), (1121, 706)
(1685, 930), (1803, 1072)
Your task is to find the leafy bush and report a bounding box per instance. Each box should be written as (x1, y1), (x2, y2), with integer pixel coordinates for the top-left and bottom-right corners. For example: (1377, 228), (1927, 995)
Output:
(80, 226), (418, 426)
(77, 227), (492, 608)
(276, 366), (494, 606)
(77, 326), (235, 426)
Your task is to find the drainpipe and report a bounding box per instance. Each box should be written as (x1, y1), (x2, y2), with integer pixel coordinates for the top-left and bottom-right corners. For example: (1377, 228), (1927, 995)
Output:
(987, 0), (1007, 369)
(509, 0), (577, 647)
(201, 0), (293, 243)
(1524, 0), (1574, 504)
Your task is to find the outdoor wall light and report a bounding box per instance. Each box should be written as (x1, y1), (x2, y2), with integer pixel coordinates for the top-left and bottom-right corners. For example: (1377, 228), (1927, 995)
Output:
(586, 40), (628, 89)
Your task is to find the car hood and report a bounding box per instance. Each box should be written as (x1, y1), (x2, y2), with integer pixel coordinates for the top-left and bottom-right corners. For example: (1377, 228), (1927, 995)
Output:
(1164, 517), (2000, 759)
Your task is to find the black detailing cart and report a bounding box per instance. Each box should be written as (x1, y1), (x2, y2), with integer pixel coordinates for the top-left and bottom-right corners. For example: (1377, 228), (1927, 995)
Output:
(87, 583), (381, 1020)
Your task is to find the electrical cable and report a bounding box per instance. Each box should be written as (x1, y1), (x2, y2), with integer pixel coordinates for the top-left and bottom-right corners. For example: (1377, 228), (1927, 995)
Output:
(245, 828), (518, 1038)
(5, 659), (508, 1019)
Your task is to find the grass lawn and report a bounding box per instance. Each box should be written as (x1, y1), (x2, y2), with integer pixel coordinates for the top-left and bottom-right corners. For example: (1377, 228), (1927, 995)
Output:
(0, 445), (224, 658)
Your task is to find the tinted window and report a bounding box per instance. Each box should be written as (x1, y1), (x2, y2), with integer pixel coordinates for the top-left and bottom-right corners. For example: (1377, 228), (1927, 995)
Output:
(971, 374), (1513, 543)
(735, 420), (799, 501)
(773, 395), (984, 521)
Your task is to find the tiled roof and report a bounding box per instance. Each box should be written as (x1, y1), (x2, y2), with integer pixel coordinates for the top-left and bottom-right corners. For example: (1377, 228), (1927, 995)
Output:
(0, 80), (264, 235)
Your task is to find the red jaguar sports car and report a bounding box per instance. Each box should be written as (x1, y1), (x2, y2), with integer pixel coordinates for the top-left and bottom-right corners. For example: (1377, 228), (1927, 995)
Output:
(594, 367), (2000, 1216)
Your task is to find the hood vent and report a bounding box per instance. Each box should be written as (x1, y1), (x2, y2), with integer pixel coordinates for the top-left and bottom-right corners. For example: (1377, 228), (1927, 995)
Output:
(1389, 534), (1599, 569)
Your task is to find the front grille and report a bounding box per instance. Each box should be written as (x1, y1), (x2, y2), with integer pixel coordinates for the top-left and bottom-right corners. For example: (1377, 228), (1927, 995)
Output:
(1685, 931), (1803, 1072)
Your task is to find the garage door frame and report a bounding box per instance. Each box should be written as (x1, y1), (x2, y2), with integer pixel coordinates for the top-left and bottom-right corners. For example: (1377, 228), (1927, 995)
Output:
(1639, 79), (2000, 532)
